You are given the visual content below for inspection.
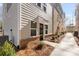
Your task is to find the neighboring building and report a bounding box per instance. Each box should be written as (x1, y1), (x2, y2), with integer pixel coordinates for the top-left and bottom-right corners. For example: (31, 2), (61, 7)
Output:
(66, 25), (75, 32)
(3, 3), (53, 46)
(75, 4), (79, 36)
(52, 3), (65, 35)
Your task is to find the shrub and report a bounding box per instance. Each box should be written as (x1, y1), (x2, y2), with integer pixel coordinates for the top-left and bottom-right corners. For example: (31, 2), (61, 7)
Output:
(0, 40), (16, 56)
(40, 41), (45, 46)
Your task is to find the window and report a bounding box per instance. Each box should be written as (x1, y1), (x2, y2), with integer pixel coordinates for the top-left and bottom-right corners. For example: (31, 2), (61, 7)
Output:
(37, 3), (41, 7)
(7, 3), (12, 12)
(31, 21), (37, 36)
(43, 6), (46, 12)
(31, 21), (37, 28)
(43, 3), (47, 6)
(36, 3), (47, 13)
(45, 25), (48, 34)
(42, 3), (47, 13)
(31, 30), (36, 36)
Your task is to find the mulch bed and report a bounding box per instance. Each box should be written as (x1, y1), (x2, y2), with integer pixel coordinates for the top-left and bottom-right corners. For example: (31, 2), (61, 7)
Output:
(16, 44), (54, 56)
(51, 34), (65, 43)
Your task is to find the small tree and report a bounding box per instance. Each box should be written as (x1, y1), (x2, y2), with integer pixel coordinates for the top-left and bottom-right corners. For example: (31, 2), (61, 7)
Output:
(0, 40), (16, 56)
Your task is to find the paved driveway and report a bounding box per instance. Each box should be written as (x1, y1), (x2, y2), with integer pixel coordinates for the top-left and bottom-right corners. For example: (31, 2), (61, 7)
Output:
(50, 32), (79, 56)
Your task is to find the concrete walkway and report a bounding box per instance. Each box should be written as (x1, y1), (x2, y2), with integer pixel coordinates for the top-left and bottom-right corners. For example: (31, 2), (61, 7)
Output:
(42, 41), (59, 47)
(50, 32), (79, 56)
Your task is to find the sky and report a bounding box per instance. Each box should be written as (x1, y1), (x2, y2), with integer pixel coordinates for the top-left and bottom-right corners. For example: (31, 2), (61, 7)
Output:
(61, 3), (77, 26)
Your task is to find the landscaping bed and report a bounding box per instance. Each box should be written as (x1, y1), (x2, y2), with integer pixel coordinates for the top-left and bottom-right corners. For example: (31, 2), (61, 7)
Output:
(51, 34), (65, 43)
(16, 44), (54, 56)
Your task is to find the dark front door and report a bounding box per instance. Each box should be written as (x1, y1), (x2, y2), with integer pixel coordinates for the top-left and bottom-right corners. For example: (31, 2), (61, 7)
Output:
(39, 23), (44, 41)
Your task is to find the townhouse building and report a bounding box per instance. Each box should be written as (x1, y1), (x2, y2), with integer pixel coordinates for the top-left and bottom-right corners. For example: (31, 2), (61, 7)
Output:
(3, 3), (65, 46)
(66, 25), (75, 32)
(3, 3), (53, 46)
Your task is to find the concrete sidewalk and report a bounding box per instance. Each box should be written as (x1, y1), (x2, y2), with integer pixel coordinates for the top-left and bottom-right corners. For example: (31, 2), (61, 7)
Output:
(50, 32), (79, 56)
(42, 41), (59, 48)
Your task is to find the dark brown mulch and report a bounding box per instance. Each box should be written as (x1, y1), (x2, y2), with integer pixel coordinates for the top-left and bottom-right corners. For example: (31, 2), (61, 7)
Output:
(35, 44), (54, 56)
(16, 44), (54, 56)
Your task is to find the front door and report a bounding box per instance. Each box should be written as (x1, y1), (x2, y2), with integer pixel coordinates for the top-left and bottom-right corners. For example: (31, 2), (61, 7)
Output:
(39, 23), (44, 41)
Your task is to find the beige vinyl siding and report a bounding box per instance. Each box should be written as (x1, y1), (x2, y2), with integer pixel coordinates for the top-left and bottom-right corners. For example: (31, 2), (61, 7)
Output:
(20, 3), (52, 39)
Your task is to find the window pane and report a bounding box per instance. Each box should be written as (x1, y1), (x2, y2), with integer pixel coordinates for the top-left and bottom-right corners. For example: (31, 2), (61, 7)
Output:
(43, 6), (46, 12)
(43, 3), (47, 6)
(37, 3), (41, 7)
(45, 30), (48, 34)
(45, 25), (48, 29)
(31, 21), (37, 28)
(31, 29), (36, 36)
(45, 25), (48, 34)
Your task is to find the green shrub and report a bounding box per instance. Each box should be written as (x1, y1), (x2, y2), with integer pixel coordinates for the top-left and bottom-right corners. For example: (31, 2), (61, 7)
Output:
(40, 41), (45, 46)
(0, 40), (16, 56)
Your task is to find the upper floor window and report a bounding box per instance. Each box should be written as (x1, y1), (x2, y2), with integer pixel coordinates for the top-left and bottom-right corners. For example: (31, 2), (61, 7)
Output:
(36, 3), (47, 13)
(42, 3), (47, 13)
(37, 3), (41, 7)
(7, 3), (12, 12)
(43, 6), (46, 12)
(43, 3), (47, 6)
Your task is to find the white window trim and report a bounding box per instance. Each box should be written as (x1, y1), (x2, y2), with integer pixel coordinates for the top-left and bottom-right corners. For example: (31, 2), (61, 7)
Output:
(30, 21), (37, 36)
